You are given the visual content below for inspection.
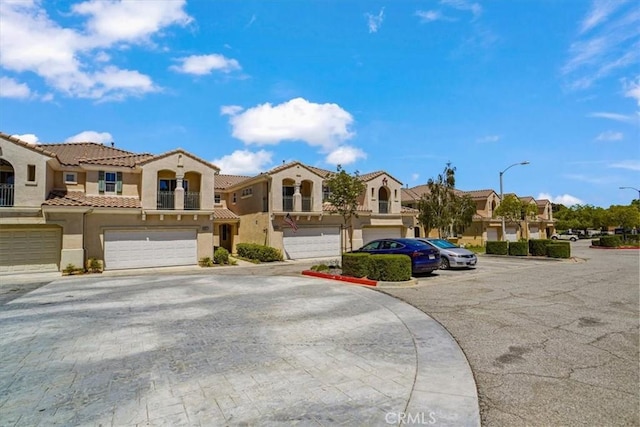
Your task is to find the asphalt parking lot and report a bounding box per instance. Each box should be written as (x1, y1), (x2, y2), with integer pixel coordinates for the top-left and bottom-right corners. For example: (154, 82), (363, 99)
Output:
(383, 240), (640, 426)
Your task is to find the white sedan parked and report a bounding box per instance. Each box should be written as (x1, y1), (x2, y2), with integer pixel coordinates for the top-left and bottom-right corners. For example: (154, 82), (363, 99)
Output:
(417, 238), (478, 270)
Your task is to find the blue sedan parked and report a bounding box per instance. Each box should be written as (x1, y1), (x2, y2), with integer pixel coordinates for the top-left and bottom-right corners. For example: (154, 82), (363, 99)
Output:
(353, 238), (441, 275)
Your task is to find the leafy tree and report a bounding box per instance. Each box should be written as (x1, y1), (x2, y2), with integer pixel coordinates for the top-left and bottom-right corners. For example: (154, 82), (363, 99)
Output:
(494, 194), (523, 231)
(521, 202), (538, 221)
(609, 205), (640, 229)
(451, 194), (476, 236)
(325, 165), (366, 252)
(417, 162), (457, 238)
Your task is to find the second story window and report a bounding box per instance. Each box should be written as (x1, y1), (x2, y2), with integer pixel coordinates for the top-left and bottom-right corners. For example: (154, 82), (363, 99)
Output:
(214, 194), (221, 204)
(241, 187), (253, 197)
(99, 171), (123, 194)
(65, 172), (77, 184)
(27, 165), (36, 183)
(322, 185), (331, 202)
(233, 193), (237, 204)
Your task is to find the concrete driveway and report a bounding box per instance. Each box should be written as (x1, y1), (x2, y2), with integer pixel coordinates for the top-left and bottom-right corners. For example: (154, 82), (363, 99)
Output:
(383, 240), (639, 426)
(0, 273), (478, 426)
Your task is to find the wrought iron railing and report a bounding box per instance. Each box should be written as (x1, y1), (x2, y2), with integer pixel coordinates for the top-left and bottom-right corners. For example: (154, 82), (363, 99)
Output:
(302, 196), (312, 212)
(379, 200), (389, 214)
(282, 196), (294, 211)
(185, 191), (200, 210)
(157, 191), (174, 209)
(0, 184), (14, 207)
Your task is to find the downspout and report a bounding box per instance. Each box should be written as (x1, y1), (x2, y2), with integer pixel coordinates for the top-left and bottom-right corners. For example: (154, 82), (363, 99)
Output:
(83, 208), (94, 268)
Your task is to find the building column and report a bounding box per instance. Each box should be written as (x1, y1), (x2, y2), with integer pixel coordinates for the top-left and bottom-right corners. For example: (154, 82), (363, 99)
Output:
(175, 175), (185, 210)
(293, 182), (302, 212)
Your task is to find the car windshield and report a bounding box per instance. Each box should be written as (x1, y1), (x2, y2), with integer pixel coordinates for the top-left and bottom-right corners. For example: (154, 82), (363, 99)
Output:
(428, 239), (459, 249)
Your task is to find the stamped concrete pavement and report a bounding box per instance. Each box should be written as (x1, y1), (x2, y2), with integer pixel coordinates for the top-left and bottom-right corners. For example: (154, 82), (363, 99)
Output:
(0, 273), (479, 426)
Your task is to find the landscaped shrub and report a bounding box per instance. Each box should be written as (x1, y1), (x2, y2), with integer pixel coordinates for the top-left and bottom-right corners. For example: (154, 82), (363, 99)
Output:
(236, 243), (283, 262)
(508, 241), (528, 256)
(486, 241), (508, 255)
(199, 257), (214, 267)
(213, 247), (230, 264)
(547, 242), (571, 258)
(342, 253), (371, 278)
(310, 264), (330, 272)
(624, 234), (639, 243)
(86, 257), (103, 273)
(368, 255), (411, 281)
(591, 239), (601, 246)
(529, 239), (551, 256)
(600, 235), (622, 248)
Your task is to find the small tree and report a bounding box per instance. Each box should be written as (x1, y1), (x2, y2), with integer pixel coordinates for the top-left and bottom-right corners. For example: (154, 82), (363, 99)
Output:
(417, 162), (457, 237)
(451, 194), (476, 236)
(326, 165), (366, 252)
(494, 194), (524, 233)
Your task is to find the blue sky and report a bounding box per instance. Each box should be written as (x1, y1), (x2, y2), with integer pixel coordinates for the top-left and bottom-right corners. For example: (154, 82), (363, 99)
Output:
(1, 0), (638, 207)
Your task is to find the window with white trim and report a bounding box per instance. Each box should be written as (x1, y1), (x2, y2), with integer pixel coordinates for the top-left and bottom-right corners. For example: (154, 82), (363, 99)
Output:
(241, 187), (253, 197)
(65, 172), (77, 184)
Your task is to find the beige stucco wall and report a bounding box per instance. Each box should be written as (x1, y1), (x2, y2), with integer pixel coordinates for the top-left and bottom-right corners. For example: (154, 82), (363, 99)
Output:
(270, 165), (324, 213)
(44, 211), (86, 268)
(230, 180), (269, 215)
(85, 170), (139, 197)
(363, 175), (403, 214)
(0, 139), (53, 207)
(53, 170), (86, 192)
(236, 212), (271, 247)
(140, 153), (216, 211)
(84, 212), (213, 262)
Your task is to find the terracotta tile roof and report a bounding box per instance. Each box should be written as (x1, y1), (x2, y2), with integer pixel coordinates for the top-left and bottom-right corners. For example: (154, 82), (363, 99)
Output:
(519, 196), (535, 203)
(141, 149), (219, 171)
(536, 199), (551, 206)
(401, 206), (419, 214)
(0, 132), (57, 158)
(322, 202), (371, 213)
(306, 165), (333, 178)
(44, 190), (141, 208)
(213, 207), (240, 220)
(215, 174), (253, 190)
(81, 153), (154, 167)
(39, 143), (143, 166)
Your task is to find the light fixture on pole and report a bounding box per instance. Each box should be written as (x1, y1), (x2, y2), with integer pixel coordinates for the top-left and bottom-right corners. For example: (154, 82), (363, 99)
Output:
(619, 186), (640, 200)
(499, 161), (530, 241)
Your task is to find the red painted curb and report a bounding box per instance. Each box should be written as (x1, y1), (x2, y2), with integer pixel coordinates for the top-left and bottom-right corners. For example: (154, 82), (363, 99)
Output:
(590, 245), (640, 250)
(301, 270), (378, 286)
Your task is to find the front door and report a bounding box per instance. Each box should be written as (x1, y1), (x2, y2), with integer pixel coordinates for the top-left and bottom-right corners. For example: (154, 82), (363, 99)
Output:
(219, 224), (232, 251)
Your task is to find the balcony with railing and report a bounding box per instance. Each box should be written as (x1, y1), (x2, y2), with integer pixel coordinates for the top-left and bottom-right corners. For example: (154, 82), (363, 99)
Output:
(185, 191), (200, 210)
(157, 191), (174, 209)
(282, 195), (294, 211)
(379, 200), (389, 214)
(302, 196), (312, 212)
(0, 184), (14, 207)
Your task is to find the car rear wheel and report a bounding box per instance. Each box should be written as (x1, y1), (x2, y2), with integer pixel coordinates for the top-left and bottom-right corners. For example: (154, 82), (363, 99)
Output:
(440, 257), (450, 270)
(570, 237), (577, 242)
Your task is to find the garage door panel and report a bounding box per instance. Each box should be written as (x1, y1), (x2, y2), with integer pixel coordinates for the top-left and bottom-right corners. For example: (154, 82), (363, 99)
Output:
(0, 228), (61, 273)
(283, 227), (340, 259)
(104, 230), (197, 270)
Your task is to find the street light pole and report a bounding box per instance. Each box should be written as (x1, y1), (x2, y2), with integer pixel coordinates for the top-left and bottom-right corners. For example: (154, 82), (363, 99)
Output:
(499, 161), (530, 241)
(619, 186), (640, 200)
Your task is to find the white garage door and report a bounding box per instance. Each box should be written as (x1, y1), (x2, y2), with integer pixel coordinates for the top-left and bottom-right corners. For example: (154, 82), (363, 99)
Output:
(0, 227), (61, 273)
(283, 227), (340, 260)
(104, 229), (197, 270)
(486, 228), (498, 242)
(529, 226), (539, 239)
(505, 227), (517, 242)
(362, 227), (402, 245)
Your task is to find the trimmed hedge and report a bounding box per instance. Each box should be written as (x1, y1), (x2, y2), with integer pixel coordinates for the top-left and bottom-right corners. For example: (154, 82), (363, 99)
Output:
(508, 241), (528, 256)
(368, 255), (411, 281)
(236, 243), (283, 262)
(529, 239), (551, 256)
(342, 253), (371, 278)
(624, 234), (639, 243)
(591, 239), (601, 246)
(486, 241), (508, 255)
(547, 242), (571, 258)
(214, 247), (230, 264)
(600, 235), (622, 247)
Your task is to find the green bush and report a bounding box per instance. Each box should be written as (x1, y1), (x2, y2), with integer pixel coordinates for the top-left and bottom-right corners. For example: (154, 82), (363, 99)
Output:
(529, 239), (551, 256)
(486, 241), (508, 255)
(199, 257), (214, 267)
(236, 243), (283, 262)
(342, 253), (371, 278)
(214, 247), (230, 264)
(600, 235), (622, 248)
(547, 242), (571, 258)
(368, 255), (411, 281)
(86, 257), (103, 273)
(624, 234), (639, 243)
(591, 239), (601, 246)
(508, 241), (528, 256)
(311, 264), (330, 272)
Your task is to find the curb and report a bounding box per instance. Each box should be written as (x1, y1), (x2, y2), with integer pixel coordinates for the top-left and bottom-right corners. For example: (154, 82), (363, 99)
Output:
(589, 245), (640, 250)
(301, 270), (378, 286)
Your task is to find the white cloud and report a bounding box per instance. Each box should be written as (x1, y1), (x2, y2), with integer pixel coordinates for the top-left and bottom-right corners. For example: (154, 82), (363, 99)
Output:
(415, 10), (450, 23)
(212, 149), (273, 175)
(65, 131), (113, 144)
(11, 133), (39, 144)
(226, 97), (355, 150)
(411, 173), (420, 181)
(0, 0), (191, 100)
(365, 8), (384, 33)
(220, 105), (244, 116)
(170, 54), (241, 75)
(538, 192), (584, 206)
(440, 0), (482, 19)
(595, 130), (623, 141)
(0, 76), (31, 99)
(622, 76), (640, 105)
(588, 112), (637, 124)
(562, 2), (639, 90)
(609, 160), (640, 171)
(325, 146), (366, 166)
(476, 135), (501, 143)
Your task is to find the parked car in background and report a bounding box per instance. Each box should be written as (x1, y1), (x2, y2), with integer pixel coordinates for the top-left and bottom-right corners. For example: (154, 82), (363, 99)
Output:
(417, 238), (478, 270)
(352, 238), (440, 275)
(551, 231), (580, 242)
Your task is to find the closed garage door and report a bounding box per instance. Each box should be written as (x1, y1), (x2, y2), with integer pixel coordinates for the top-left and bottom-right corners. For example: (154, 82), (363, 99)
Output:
(505, 227), (517, 242)
(362, 227), (402, 245)
(283, 227), (340, 260)
(0, 227), (61, 273)
(104, 229), (197, 270)
(486, 228), (498, 241)
(529, 226), (539, 239)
